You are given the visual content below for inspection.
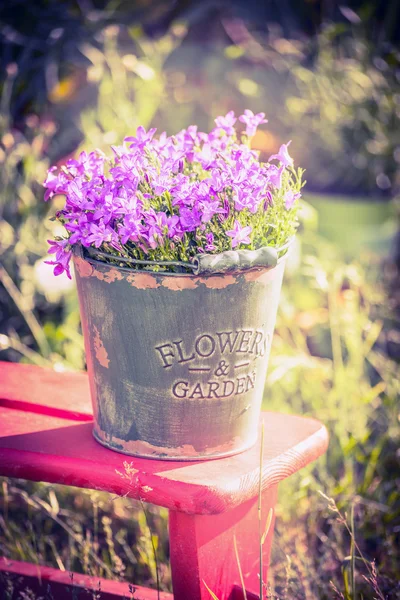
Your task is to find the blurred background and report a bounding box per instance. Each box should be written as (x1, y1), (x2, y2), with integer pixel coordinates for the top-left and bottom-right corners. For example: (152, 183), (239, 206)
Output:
(0, 1), (399, 598)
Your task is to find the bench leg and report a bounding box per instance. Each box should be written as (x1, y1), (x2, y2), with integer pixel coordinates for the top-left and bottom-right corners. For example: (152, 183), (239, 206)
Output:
(169, 484), (277, 600)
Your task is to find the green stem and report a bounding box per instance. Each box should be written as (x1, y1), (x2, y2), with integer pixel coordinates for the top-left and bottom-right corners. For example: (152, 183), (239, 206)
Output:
(258, 422), (265, 600)
(0, 264), (51, 358)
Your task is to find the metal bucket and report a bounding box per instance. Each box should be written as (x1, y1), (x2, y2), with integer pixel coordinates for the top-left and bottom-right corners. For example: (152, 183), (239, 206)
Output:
(73, 248), (287, 460)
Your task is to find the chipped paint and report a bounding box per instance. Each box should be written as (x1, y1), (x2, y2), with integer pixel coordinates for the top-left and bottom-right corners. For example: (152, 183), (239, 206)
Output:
(126, 272), (160, 289)
(161, 276), (199, 291)
(93, 326), (110, 368)
(243, 268), (275, 284)
(92, 268), (124, 284)
(201, 275), (237, 289)
(243, 258), (286, 284)
(93, 427), (250, 460)
(73, 255), (94, 278)
(74, 254), (276, 289)
(141, 485), (153, 492)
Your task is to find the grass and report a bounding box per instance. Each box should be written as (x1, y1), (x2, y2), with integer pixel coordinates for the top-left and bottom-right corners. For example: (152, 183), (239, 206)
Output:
(0, 481), (171, 593)
(263, 231), (400, 599)
(0, 223), (399, 599)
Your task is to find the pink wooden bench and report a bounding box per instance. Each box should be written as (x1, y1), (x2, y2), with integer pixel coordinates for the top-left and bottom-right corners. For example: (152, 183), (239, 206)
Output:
(0, 361), (328, 599)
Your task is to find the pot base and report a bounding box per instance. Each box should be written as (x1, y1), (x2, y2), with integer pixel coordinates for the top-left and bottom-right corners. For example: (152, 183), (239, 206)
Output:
(92, 427), (258, 461)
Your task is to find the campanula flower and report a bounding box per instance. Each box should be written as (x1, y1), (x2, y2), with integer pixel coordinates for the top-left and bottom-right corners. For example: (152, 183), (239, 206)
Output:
(205, 232), (216, 252)
(125, 126), (157, 150)
(180, 206), (202, 232)
(214, 111), (237, 135)
(166, 215), (183, 239)
(233, 188), (258, 214)
(263, 191), (273, 210)
(239, 110), (268, 137)
(199, 199), (225, 223)
(44, 114), (303, 274)
(86, 222), (117, 248)
(118, 215), (143, 245)
(226, 220), (253, 248)
(284, 190), (301, 210)
(45, 239), (72, 279)
(269, 141), (293, 168)
(268, 165), (284, 189)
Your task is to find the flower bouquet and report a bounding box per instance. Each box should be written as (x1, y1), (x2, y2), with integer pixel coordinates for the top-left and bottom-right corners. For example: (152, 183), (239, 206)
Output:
(44, 110), (304, 460)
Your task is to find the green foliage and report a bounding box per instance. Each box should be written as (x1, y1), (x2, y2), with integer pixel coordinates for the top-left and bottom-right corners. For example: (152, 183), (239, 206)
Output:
(0, 481), (171, 592)
(0, 80), (83, 369)
(279, 26), (400, 196)
(150, 19), (399, 197)
(264, 232), (400, 599)
(79, 23), (186, 151)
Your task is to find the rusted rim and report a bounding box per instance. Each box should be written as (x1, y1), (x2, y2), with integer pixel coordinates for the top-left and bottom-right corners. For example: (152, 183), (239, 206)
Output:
(92, 428), (258, 461)
(77, 238), (293, 278)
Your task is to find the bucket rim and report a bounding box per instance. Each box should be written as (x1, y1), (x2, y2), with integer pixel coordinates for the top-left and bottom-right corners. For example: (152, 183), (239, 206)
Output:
(73, 238), (293, 278)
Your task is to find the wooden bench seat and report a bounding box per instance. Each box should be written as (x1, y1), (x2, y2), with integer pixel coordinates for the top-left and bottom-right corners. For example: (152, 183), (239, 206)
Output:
(0, 361), (328, 599)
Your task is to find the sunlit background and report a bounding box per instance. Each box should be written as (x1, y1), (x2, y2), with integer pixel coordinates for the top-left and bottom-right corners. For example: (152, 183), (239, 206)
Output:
(0, 1), (399, 598)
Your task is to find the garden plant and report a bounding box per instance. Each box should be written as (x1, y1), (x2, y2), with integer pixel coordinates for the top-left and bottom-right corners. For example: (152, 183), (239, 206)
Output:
(42, 111), (305, 461)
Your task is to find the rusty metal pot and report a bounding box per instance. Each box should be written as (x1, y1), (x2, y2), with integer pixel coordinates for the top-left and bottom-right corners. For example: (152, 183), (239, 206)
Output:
(73, 245), (288, 460)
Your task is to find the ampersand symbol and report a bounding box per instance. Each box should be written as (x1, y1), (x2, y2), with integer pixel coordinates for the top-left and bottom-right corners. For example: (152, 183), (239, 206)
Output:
(214, 360), (230, 377)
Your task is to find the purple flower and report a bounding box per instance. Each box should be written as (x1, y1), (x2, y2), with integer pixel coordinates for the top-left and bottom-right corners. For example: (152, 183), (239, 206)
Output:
(174, 126), (198, 161)
(284, 190), (300, 210)
(233, 188), (258, 214)
(214, 111), (237, 136)
(146, 210), (167, 230)
(205, 232), (216, 252)
(170, 175), (195, 206)
(269, 141), (293, 168)
(239, 110), (268, 137)
(45, 239), (72, 279)
(47, 238), (69, 257)
(85, 222), (117, 248)
(111, 153), (143, 183)
(125, 126), (157, 150)
(166, 215), (183, 239)
(226, 220), (252, 248)
(43, 166), (69, 201)
(199, 198), (224, 223)
(66, 151), (105, 178)
(66, 180), (88, 209)
(144, 210), (168, 249)
(44, 109), (302, 275)
(45, 260), (71, 278)
(209, 169), (227, 193)
(152, 172), (173, 196)
(268, 165), (284, 190)
(221, 197), (230, 221)
(230, 161), (251, 186)
(64, 215), (88, 246)
(179, 206), (202, 232)
(195, 179), (211, 199)
(196, 143), (218, 170)
(118, 215), (143, 245)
